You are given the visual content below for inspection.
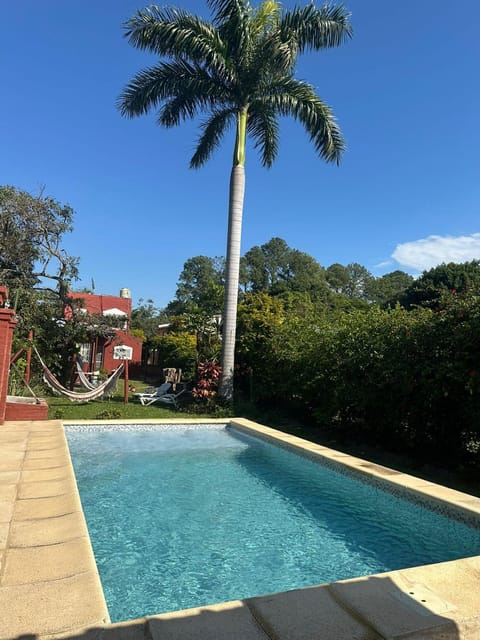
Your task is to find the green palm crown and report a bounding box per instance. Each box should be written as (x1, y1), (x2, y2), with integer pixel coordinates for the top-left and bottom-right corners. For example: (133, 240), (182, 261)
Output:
(118, 0), (352, 168)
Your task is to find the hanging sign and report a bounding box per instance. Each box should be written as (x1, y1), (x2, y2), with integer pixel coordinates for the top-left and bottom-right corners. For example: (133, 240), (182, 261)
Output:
(113, 345), (133, 360)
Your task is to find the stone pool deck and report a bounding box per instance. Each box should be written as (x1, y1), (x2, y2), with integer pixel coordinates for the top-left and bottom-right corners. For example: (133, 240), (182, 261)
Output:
(0, 418), (479, 640)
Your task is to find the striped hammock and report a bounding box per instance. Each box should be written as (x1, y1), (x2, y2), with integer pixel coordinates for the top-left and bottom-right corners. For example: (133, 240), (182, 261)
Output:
(75, 356), (96, 390)
(34, 347), (124, 402)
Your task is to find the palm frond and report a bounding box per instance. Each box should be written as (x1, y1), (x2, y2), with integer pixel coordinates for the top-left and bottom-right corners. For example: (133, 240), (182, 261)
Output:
(247, 104), (279, 167)
(124, 6), (229, 73)
(209, 0), (253, 69)
(263, 77), (345, 163)
(118, 59), (228, 119)
(281, 4), (352, 51)
(117, 63), (169, 117)
(207, 0), (252, 26)
(190, 109), (236, 168)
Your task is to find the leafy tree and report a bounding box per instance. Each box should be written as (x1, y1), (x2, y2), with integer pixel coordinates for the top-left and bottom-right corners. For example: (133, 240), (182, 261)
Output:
(325, 263), (349, 293)
(343, 262), (374, 300)
(131, 298), (167, 341)
(118, 0), (352, 400)
(399, 261), (480, 309)
(277, 249), (327, 296)
(366, 270), (414, 306)
(0, 186), (84, 384)
(170, 256), (225, 314)
(149, 332), (198, 380)
(325, 262), (373, 300)
(235, 292), (285, 398)
(0, 185), (79, 303)
(242, 237), (327, 296)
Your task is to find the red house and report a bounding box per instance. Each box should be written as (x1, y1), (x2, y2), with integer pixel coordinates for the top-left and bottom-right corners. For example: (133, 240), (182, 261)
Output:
(67, 288), (142, 375)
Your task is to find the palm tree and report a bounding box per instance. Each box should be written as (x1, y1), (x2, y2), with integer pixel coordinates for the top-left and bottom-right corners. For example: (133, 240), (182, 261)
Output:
(118, 0), (352, 401)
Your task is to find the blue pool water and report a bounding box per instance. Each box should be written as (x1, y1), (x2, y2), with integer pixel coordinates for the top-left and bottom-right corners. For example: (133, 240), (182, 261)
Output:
(66, 424), (480, 622)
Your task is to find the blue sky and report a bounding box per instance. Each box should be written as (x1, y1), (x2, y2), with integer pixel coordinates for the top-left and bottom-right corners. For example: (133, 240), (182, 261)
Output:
(2, 0), (479, 308)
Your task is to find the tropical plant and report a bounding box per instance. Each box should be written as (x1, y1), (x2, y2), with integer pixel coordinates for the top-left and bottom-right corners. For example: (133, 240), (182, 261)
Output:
(118, 0), (352, 401)
(192, 360), (222, 410)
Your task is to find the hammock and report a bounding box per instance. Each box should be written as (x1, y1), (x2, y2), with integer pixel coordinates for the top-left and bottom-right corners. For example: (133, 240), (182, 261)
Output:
(75, 356), (96, 390)
(34, 346), (124, 402)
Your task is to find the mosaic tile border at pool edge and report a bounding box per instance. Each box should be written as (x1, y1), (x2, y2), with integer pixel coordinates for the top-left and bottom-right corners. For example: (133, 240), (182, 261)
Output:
(229, 419), (480, 530)
(66, 422), (228, 433)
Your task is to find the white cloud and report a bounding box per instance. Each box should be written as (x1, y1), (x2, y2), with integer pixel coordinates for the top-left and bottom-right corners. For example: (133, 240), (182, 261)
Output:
(375, 259), (394, 269)
(392, 233), (480, 271)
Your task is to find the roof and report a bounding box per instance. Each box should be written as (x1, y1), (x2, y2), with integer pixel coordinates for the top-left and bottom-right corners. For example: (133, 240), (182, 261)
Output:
(67, 292), (132, 318)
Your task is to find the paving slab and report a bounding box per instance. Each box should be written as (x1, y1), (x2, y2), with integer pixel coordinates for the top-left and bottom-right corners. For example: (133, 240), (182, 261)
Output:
(9, 511), (86, 547)
(0, 571), (109, 639)
(2, 537), (94, 585)
(148, 600), (270, 640)
(22, 455), (71, 470)
(247, 585), (381, 640)
(0, 431), (29, 442)
(329, 563), (473, 640)
(0, 453), (24, 472)
(41, 619), (148, 640)
(21, 465), (71, 483)
(27, 437), (69, 450)
(0, 523), (9, 550)
(13, 492), (81, 520)
(0, 484), (16, 501)
(0, 470), (20, 484)
(24, 446), (70, 459)
(98, 619), (147, 639)
(18, 477), (77, 499)
(0, 499), (15, 523)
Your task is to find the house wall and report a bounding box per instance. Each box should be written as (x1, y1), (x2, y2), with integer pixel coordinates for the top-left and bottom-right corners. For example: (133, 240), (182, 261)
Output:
(102, 331), (142, 372)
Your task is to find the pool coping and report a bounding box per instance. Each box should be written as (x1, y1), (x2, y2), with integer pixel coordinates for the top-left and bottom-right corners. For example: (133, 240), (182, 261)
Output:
(1, 417), (479, 639)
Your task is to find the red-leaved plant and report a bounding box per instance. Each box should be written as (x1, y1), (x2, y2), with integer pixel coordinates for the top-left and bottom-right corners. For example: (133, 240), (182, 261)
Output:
(192, 361), (222, 408)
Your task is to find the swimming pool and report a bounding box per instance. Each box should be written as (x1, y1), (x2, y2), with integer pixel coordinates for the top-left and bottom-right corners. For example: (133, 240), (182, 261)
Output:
(66, 422), (480, 623)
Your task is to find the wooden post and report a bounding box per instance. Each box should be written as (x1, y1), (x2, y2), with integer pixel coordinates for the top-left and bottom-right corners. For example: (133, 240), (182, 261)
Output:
(24, 330), (33, 385)
(124, 358), (129, 404)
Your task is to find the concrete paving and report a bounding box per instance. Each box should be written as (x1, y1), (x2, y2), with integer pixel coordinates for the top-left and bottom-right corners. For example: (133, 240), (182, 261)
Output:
(0, 418), (479, 640)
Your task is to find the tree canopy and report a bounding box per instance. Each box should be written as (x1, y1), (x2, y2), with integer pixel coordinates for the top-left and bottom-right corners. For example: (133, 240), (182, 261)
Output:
(399, 261), (480, 309)
(241, 237), (327, 295)
(0, 186), (79, 302)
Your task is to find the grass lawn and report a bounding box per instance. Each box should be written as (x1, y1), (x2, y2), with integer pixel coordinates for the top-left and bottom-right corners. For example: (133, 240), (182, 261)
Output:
(46, 379), (223, 421)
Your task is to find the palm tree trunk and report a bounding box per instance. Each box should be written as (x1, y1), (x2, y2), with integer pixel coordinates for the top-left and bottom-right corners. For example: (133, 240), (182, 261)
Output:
(219, 164), (245, 401)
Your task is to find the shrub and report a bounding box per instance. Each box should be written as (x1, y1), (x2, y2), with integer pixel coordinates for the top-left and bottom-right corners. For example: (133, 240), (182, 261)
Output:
(192, 361), (222, 411)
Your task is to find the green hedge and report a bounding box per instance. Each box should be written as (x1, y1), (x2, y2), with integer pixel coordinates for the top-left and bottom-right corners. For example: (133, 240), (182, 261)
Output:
(236, 292), (480, 467)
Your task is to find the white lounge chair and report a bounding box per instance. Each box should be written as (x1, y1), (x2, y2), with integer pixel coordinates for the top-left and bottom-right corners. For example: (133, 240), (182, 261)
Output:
(133, 382), (172, 406)
(156, 386), (186, 409)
